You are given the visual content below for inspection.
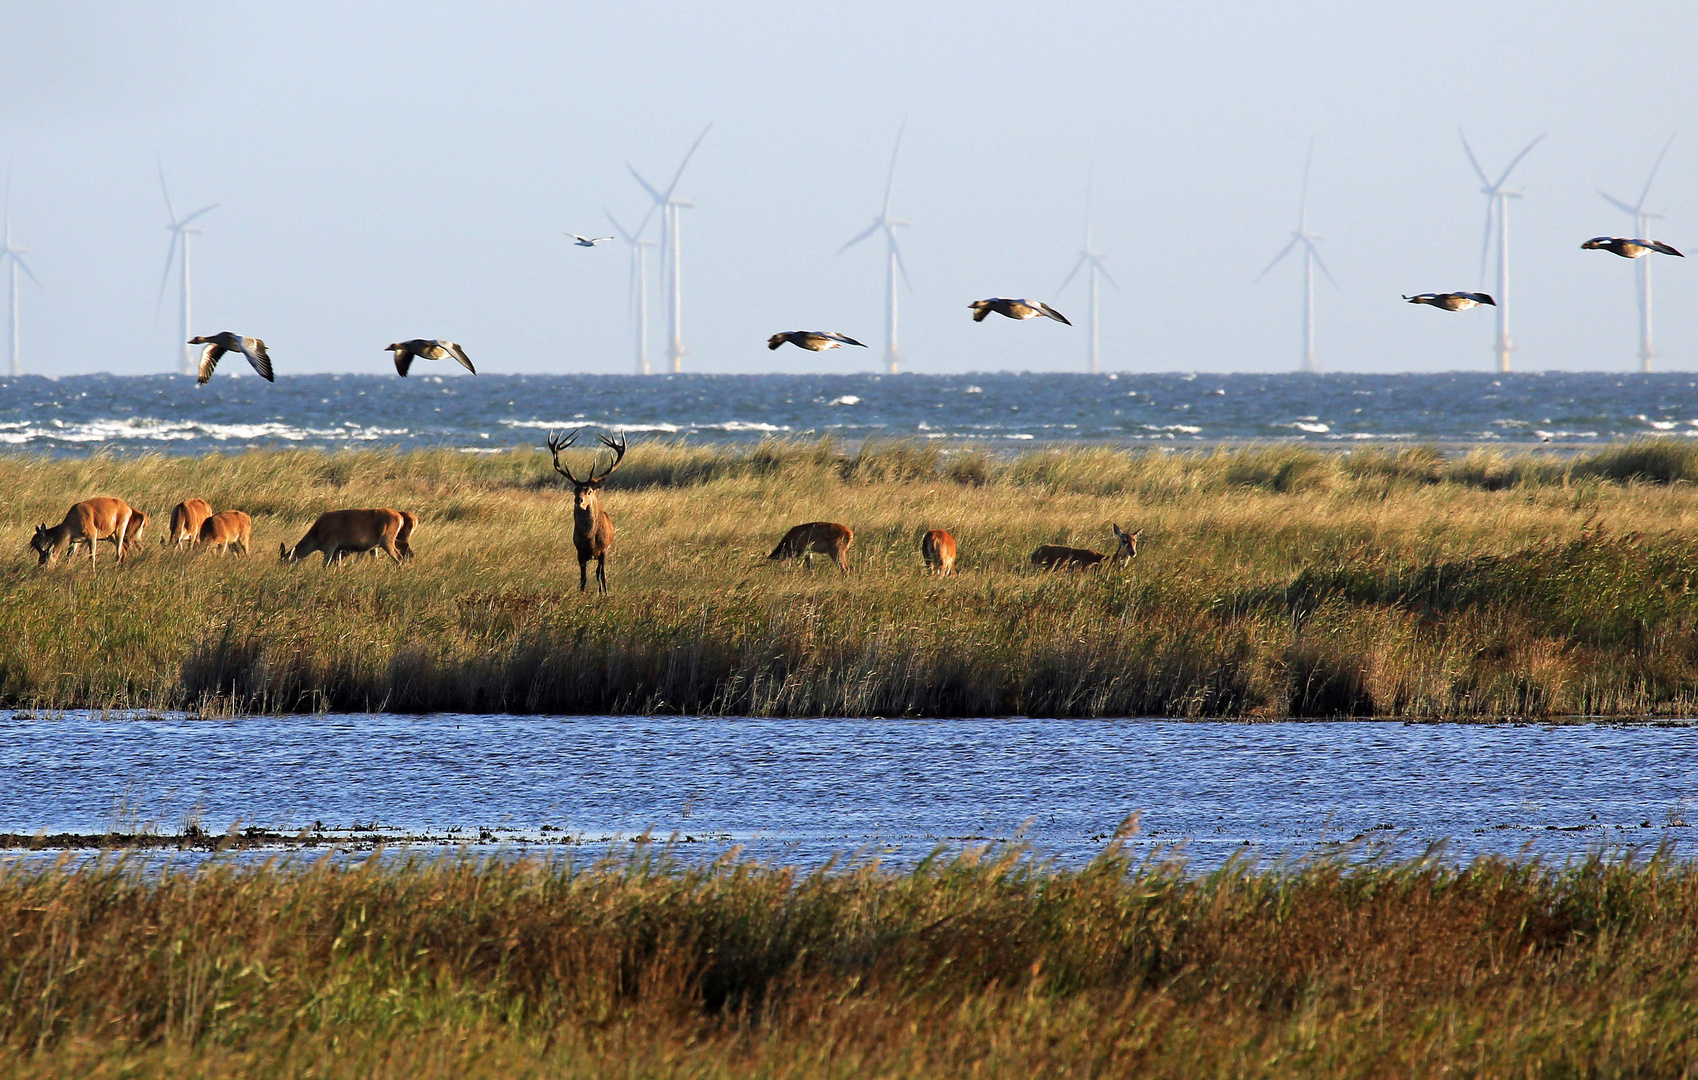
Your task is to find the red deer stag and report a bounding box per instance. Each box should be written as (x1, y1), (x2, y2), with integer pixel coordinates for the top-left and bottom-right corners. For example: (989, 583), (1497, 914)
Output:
(165, 499), (213, 550)
(769, 522), (854, 575)
(280, 508), (404, 565)
(921, 529), (957, 575)
(197, 510), (252, 555)
(31, 497), (135, 568)
(1030, 524), (1139, 571)
(546, 430), (627, 594)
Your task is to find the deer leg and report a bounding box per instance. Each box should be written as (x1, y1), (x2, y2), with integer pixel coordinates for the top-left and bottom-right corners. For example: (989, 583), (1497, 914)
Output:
(835, 549), (849, 575)
(579, 557), (589, 592)
(382, 539), (402, 564)
(596, 555), (607, 594)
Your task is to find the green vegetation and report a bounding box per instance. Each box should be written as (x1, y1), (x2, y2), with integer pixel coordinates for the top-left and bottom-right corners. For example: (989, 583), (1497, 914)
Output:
(2, 844), (1696, 1077)
(6, 439), (1698, 717)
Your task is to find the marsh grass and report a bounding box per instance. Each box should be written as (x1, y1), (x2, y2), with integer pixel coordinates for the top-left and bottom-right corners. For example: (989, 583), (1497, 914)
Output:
(7, 439), (1698, 717)
(3, 844), (1698, 1077)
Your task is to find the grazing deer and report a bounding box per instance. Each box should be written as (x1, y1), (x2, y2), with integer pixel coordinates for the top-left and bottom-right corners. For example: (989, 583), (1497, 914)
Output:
(31, 497), (135, 567)
(921, 529), (957, 575)
(122, 509), (149, 554)
(280, 508), (404, 565)
(197, 510), (252, 555)
(546, 430), (627, 594)
(395, 510), (418, 560)
(165, 499), (214, 550)
(1030, 524), (1139, 571)
(769, 522), (854, 575)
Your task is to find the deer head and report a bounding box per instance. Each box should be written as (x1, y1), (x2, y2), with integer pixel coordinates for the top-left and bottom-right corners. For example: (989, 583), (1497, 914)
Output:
(546, 430), (628, 513)
(1111, 524), (1141, 562)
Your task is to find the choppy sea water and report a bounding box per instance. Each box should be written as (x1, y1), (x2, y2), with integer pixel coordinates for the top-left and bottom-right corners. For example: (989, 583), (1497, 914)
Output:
(3, 713), (1694, 870)
(3, 372), (1698, 455)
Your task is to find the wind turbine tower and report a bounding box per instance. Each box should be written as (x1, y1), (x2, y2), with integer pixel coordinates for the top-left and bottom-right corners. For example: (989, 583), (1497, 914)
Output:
(1461, 131), (1545, 373)
(155, 160), (219, 376)
(630, 125), (711, 374)
(606, 207), (658, 375)
(1599, 133), (1676, 372)
(1, 172), (41, 377)
(1258, 144), (1333, 373)
(840, 119), (912, 375)
(1057, 175), (1117, 374)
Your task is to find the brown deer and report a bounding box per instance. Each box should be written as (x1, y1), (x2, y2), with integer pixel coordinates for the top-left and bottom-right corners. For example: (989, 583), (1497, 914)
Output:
(31, 497), (135, 567)
(547, 430), (627, 593)
(197, 510), (252, 555)
(1030, 524), (1139, 571)
(122, 509), (149, 554)
(165, 499), (213, 550)
(280, 508), (404, 565)
(395, 510), (418, 560)
(769, 522), (854, 575)
(921, 529), (957, 575)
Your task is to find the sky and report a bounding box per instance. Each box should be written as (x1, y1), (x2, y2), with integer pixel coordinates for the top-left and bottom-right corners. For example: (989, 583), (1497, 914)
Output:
(3, 1), (1698, 377)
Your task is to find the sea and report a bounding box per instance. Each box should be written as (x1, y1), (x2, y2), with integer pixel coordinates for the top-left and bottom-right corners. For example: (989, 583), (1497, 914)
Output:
(3, 371), (1698, 455)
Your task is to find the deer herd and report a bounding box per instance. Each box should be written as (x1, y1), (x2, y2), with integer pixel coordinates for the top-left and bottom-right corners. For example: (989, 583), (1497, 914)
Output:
(26, 431), (1140, 586)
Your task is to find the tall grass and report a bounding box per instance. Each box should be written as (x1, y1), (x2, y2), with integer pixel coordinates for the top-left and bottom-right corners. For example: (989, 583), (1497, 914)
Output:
(2, 845), (1697, 1076)
(6, 440), (1698, 717)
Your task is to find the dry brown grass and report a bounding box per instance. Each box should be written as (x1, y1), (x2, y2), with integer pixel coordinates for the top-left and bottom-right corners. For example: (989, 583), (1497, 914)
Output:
(4, 439), (1698, 716)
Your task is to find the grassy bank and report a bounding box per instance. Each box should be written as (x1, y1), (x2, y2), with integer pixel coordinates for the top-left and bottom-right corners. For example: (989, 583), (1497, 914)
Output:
(7, 438), (1698, 717)
(2, 845), (1695, 1077)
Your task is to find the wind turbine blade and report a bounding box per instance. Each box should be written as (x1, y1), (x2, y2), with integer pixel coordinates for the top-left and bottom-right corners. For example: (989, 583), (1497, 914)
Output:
(605, 208), (635, 242)
(1256, 236), (1300, 281)
(838, 220), (880, 254)
(1494, 132), (1547, 188)
(1459, 130), (1491, 188)
(1478, 203), (1494, 288)
(154, 232), (180, 321)
(1298, 136), (1315, 230)
(13, 252), (41, 288)
(1307, 241), (1337, 287)
(1598, 190), (1638, 216)
(628, 165), (666, 205)
(156, 156), (178, 223)
(178, 203), (218, 228)
(1636, 131), (1677, 211)
(891, 234), (914, 292)
(1058, 254), (1088, 295)
(881, 115), (907, 219)
(3, 166), (10, 240)
(661, 122), (714, 202)
(1094, 258), (1119, 291)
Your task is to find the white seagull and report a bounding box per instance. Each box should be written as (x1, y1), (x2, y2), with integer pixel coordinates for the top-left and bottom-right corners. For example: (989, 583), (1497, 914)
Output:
(568, 234), (615, 247)
(386, 339), (476, 377)
(767, 331), (868, 352)
(1402, 292), (1496, 311)
(1581, 237), (1684, 259)
(188, 332), (274, 384)
(969, 298), (1072, 325)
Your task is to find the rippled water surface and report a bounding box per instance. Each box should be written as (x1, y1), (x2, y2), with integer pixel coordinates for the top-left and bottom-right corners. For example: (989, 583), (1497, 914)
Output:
(5, 371), (1698, 454)
(4, 713), (1696, 869)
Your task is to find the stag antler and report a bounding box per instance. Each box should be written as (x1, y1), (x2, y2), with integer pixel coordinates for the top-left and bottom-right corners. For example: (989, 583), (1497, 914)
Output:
(591, 433), (628, 482)
(546, 429), (583, 483)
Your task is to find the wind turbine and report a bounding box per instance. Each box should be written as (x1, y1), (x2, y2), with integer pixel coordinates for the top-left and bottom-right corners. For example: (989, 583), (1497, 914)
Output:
(1461, 131), (1545, 373)
(1057, 175), (1117, 374)
(2, 171), (42, 378)
(606, 206), (658, 375)
(629, 124), (711, 374)
(1257, 143), (1333, 374)
(155, 159), (219, 377)
(840, 118), (912, 375)
(1599, 133), (1676, 372)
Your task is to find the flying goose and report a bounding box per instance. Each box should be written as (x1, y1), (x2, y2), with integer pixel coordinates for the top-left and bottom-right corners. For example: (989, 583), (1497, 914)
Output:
(189, 333), (274, 384)
(1402, 292), (1496, 311)
(568, 234), (615, 247)
(1581, 237), (1684, 259)
(386, 339), (476, 377)
(969, 298), (1072, 325)
(767, 331), (867, 352)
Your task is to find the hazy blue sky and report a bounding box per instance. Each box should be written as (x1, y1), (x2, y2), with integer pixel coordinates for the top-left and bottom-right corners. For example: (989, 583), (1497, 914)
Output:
(3, 2), (1697, 376)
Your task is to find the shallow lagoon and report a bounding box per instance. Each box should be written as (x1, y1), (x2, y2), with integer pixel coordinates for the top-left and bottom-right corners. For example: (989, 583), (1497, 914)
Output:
(2, 712), (1695, 869)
